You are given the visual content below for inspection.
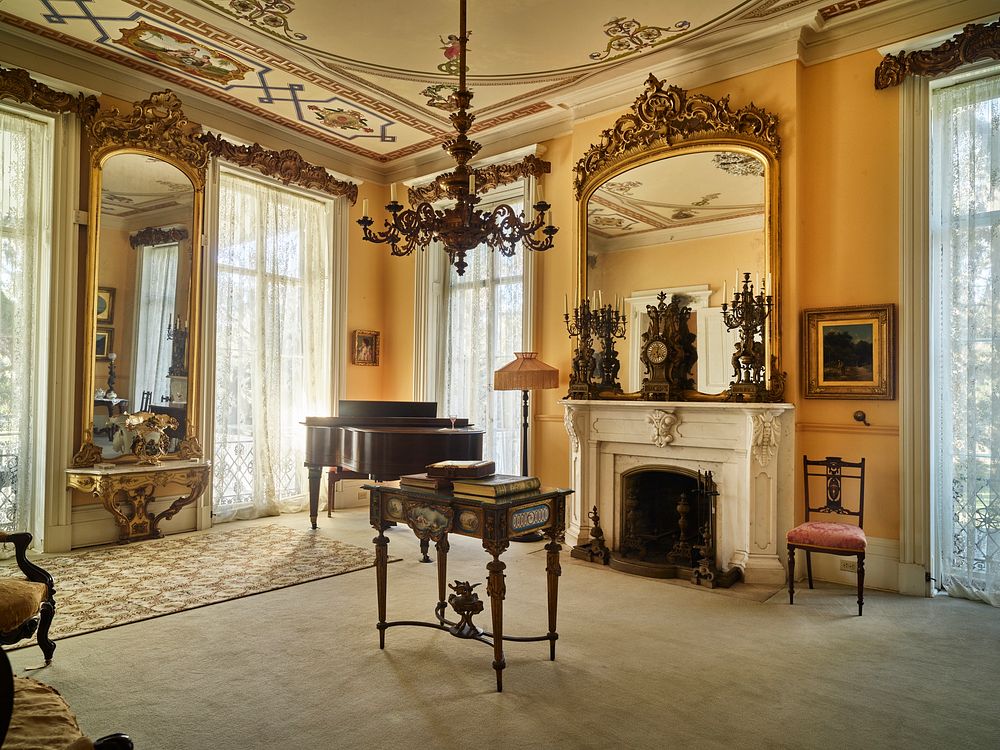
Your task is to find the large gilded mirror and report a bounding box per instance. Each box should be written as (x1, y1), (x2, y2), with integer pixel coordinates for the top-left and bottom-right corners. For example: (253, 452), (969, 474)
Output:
(574, 75), (783, 401)
(74, 92), (207, 466)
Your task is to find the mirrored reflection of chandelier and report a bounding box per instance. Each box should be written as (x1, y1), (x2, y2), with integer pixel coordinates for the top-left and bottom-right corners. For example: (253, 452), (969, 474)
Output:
(357, 0), (558, 276)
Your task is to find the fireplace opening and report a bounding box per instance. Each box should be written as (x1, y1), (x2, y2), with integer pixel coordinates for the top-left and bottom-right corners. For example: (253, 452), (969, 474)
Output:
(611, 468), (741, 587)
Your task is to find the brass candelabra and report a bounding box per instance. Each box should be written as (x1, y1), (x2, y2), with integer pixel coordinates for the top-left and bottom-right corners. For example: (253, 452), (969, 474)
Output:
(564, 299), (597, 399)
(721, 272), (772, 401)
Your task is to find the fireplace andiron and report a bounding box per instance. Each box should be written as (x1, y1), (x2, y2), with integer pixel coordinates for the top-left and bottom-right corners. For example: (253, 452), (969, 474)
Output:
(571, 506), (611, 564)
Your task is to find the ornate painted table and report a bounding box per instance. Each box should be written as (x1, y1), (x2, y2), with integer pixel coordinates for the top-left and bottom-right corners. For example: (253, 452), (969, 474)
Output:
(66, 462), (210, 543)
(366, 483), (572, 692)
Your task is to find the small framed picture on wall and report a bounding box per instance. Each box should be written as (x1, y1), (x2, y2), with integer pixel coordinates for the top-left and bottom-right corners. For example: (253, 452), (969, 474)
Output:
(352, 330), (380, 366)
(802, 304), (896, 399)
(95, 327), (114, 360)
(96, 287), (115, 324)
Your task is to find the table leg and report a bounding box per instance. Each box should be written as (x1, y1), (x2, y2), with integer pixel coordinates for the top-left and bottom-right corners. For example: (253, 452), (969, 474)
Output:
(545, 535), (562, 661)
(307, 466), (322, 529)
(375, 526), (389, 649)
(486, 553), (507, 692)
(436, 536), (449, 619)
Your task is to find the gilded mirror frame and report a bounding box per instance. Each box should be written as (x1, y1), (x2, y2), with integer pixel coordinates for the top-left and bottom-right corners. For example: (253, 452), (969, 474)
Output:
(573, 74), (783, 400)
(73, 92), (207, 466)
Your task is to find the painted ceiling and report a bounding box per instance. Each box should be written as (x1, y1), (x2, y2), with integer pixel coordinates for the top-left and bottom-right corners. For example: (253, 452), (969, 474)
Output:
(101, 153), (193, 217)
(587, 151), (765, 252)
(0, 0), (890, 171)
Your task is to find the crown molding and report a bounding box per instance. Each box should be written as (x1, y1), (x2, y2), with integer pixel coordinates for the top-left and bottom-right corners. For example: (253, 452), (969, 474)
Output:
(589, 217), (763, 254)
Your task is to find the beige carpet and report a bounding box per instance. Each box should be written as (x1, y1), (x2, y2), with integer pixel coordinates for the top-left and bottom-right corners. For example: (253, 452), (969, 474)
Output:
(1, 524), (388, 643)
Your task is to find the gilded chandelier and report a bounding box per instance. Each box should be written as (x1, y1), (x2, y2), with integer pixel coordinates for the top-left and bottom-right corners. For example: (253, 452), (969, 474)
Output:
(357, 0), (558, 276)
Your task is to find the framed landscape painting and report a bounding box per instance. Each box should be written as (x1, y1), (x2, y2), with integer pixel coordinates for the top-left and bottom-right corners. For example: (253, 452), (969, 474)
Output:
(95, 327), (114, 361)
(803, 304), (895, 399)
(96, 286), (115, 324)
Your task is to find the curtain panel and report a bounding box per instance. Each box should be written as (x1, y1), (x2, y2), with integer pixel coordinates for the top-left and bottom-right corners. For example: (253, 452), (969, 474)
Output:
(931, 74), (1000, 606)
(212, 171), (334, 520)
(0, 108), (50, 534)
(133, 243), (178, 407)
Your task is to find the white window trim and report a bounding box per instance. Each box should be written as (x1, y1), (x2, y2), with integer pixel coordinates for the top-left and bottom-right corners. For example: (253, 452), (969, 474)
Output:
(200, 161), (349, 526)
(898, 59), (1000, 596)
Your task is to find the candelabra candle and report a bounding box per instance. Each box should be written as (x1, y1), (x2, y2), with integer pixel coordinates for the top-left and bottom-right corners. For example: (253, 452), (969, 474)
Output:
(721, 272), (772, 399)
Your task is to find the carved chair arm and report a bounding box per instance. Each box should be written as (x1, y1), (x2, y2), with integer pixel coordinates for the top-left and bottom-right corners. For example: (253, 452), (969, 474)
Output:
(1, 532), (55, 595)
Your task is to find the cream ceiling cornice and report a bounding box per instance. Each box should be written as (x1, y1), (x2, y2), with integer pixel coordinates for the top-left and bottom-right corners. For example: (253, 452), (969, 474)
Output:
(1, 0), (996, 180)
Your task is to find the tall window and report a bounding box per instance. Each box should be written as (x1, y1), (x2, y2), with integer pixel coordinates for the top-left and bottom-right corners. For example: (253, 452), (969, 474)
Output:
(930, 73), (1000, 606)
(133, 242), (178, 406)
(212, 170), (333, 520)
(436, 195), (526, 474)
(0, 106), (51, 533)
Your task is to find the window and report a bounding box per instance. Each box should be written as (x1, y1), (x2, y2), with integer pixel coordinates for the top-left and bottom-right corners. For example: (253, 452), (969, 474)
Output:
(211, 169), (334, 519)
(415, 184), (532, 476)
(0, 105), (52, 533)
(930, 71), (1000, 605)
(133, 242), (179, 407)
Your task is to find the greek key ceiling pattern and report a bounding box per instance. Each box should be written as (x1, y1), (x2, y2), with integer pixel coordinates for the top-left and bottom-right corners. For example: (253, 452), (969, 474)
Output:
(0, 0), (904, 168)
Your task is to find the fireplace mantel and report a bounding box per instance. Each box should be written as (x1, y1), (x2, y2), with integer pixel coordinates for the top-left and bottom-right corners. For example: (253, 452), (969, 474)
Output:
(561, 400), (794, 584)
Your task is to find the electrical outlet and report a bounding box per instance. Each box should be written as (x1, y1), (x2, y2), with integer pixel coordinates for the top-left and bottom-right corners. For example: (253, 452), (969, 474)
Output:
(840, 560), (857, 573)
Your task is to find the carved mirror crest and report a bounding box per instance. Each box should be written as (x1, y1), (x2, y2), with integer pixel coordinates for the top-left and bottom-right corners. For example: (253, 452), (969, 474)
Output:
(573, 74), (784, 402)
(74, 91), (207, 466)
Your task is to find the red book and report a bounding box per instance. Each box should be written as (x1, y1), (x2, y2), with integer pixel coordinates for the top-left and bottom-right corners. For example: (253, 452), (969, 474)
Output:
(425, 460), (496, 479)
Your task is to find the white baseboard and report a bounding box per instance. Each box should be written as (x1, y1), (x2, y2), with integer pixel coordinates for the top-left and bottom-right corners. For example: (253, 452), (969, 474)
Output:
(71, 499), (197, 549)
(332, 479), (370, 510)
(791, 536), (902, 593)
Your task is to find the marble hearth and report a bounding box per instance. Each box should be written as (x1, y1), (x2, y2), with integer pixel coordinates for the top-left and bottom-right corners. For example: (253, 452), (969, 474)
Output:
(561, 400), (794, 585)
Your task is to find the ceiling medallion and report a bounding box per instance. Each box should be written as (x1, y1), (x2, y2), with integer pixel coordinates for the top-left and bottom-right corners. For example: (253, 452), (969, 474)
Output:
(357, 0), (558, 276)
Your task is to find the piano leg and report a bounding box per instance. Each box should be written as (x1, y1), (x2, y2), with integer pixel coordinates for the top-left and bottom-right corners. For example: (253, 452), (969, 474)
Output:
(307, 465), (322, 529)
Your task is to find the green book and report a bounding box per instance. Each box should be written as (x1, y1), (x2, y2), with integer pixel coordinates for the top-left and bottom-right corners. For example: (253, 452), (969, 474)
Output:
(450, 474), (541, 497)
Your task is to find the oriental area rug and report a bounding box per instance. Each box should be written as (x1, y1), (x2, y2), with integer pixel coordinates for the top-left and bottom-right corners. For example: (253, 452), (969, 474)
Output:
(1, 525), (387, 645)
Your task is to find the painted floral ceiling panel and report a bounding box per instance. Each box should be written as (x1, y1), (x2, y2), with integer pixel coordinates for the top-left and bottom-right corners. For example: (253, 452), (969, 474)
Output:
(0, 0), (890, 168)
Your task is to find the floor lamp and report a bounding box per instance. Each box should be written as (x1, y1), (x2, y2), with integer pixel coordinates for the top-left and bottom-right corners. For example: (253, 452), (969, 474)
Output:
(494, 352), (559, 541)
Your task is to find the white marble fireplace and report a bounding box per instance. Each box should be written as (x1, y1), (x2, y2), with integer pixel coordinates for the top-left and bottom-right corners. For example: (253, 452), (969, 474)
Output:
(561, 400), (794, 585)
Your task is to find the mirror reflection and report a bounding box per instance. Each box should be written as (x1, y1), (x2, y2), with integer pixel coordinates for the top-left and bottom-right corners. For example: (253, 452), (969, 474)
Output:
(93, 153), (193, 458)
(586, 150), (766, 394)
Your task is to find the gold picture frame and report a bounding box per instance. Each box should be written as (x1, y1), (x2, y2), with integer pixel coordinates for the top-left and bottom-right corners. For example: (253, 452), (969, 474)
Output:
(95, 327), (114, 360)
(803, 304), (895, 399)
(352, 330), (380, 366)
(96, 286), (115, 324)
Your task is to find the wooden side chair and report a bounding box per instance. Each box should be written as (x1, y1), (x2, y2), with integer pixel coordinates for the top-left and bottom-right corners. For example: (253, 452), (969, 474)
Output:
(0, 532), (56, 663)
(787, 456), (867, 616)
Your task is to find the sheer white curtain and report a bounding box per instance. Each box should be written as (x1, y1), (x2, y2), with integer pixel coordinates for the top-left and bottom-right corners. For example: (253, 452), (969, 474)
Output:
(0, 107), (50, 533)
(931, 74), (1000, 606)
(133, 243), (178, 406)
(438, 198), (524, 474)
(212, 170), (332, 520)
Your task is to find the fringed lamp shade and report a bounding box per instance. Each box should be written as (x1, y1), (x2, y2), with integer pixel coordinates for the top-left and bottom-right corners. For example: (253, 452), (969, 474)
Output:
(493, 353), (559, 392)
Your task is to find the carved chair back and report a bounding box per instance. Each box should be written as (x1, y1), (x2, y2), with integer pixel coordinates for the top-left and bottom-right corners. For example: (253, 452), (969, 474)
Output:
(140, 390), (152, 411)
(802, 456), (866, 528)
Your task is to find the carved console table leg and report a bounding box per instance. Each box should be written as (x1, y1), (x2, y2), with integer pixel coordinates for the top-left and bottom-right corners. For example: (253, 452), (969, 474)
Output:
(486, 549), (508, 692)
(435, 537), (450, 619)
(374, 526), (389, 649)
(545, 535), (562, 661)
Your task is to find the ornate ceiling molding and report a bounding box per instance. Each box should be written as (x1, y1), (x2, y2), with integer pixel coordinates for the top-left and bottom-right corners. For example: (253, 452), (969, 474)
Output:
(407, 154), (551, 205)
(573, 74), (779, 199)
(88, 91), (208, 179)
(0, 66), (99, 119)
(200, 133), (359, 203)
(875, 17), (1000, 90)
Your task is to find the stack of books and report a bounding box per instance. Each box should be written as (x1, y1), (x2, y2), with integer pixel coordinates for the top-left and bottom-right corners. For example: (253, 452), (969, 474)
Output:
(399, 460), (542, 502)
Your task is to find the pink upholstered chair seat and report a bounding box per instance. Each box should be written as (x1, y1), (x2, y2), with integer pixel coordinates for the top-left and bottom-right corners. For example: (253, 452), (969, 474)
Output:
(786, 521), (866, 551)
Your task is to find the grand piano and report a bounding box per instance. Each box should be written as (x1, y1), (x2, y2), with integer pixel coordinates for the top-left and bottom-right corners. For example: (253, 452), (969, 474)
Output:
(303, 400), (484, 528)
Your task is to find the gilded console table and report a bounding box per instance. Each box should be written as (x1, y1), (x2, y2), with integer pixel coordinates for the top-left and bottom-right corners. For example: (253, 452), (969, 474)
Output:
(66, 462), (210, 543)
(366, 483), (572, 692)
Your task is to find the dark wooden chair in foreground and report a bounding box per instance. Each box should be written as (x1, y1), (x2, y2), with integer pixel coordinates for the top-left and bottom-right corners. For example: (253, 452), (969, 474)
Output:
(787, 456), (867, 616)
(0, 532), (56, 663)
(0, 647), (133, 749)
